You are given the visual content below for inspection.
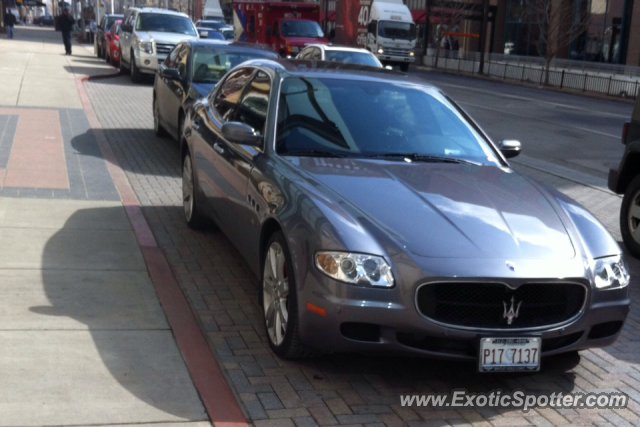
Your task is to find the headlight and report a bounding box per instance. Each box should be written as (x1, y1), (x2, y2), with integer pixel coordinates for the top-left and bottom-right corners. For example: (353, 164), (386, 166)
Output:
(315, 251), (394, 287)
(138, 40), (153, 54)
(377, 47), (384, 54)
(593, 255), (630, 290)
(409, 51), (414, 57)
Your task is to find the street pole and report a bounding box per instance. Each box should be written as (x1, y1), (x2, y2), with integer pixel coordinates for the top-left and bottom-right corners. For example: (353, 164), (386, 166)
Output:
(423, 0), (430, 55)
(477, 0), (489, 74)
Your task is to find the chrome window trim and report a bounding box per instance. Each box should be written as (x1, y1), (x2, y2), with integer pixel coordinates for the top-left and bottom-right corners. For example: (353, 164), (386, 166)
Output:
(414, 280), (589, 332)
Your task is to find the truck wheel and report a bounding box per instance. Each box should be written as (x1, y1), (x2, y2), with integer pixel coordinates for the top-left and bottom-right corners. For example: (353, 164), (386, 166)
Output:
(130, 51), (142, 83)
(621, 174), (640, 258)
(400, 63), (409, 72)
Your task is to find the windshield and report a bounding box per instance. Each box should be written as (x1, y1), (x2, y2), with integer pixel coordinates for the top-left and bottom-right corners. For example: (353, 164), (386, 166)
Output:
(191, 47), (277, 84)
(378, 20), (416, 40)
(324, 51), (381, 67)
(136, 13), (196, 36)
(281, 20), (324, 38)
(105, 16), (121, 30)
(276, 77), (500, 165)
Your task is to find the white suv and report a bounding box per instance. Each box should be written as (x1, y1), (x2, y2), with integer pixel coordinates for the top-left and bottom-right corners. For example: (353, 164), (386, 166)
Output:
(119, 7), (199, 83)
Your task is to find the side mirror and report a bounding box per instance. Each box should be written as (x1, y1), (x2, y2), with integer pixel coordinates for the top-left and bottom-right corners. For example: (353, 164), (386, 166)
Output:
(222, 122), (263, 146)
(120, 23), (132, 33)
(161, 67), (181, 80)
(498, 140), (521, 159)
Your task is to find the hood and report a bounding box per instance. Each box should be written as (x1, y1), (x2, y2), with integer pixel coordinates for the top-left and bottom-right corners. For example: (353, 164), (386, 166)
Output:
(142, 32), (198, 44)
(293, 158), (576, 260)
(285, 37), (330, 47)
(190, 82), (215, 99)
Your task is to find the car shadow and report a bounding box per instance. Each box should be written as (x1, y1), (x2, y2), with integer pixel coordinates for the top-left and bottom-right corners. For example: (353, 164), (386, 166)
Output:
(71, 128), (181, 178)
(31, 205), (208, 421)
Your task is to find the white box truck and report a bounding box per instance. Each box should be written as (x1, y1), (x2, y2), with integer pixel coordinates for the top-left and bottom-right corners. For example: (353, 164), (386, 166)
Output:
(335, 0), (416, 71)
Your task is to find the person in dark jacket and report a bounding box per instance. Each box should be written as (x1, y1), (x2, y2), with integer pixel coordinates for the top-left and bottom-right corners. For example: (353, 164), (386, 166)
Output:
(58, 8), (74, 55)
(4, 9), (16, 39)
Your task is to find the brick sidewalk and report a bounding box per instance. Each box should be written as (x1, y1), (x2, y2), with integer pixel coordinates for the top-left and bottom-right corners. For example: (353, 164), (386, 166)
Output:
(86, 75), (640, 427)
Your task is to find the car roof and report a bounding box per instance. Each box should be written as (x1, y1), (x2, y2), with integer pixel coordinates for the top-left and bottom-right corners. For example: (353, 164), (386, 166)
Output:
(128, 7), (189, 17)
(307, 44), (372, 54)
(186, 40), (278, 55)
(240, 58), (431, 86)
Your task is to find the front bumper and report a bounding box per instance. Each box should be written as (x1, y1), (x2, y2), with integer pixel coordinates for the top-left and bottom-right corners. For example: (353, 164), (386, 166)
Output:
(297, 268), (629, 361)
(134, 49), (167, 74)
(377, 54), (415, 63)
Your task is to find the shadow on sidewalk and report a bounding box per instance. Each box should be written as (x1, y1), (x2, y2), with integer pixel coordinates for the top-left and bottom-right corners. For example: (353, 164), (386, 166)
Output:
(32, 205), (208, 421)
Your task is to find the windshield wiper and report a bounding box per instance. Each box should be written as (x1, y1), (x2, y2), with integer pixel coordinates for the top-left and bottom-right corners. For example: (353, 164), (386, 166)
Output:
(283, 149), (349, 158)
(366, 153), (481, 166)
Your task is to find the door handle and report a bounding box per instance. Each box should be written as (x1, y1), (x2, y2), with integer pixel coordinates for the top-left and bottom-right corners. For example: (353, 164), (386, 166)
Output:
(213, 143), (224, 154)
(191, 119), (200, 130)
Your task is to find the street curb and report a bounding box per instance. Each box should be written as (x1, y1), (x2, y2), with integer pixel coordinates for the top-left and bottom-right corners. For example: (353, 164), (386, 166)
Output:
(75, 74), (250, 427)
(415, 65), (636, 105)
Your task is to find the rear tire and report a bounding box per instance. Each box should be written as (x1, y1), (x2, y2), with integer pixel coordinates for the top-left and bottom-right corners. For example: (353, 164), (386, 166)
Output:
(262, 232), (315, 359)
(620, 174), (640, 258)
(153, 96), (168, 137)
(182, 151), (208, 230)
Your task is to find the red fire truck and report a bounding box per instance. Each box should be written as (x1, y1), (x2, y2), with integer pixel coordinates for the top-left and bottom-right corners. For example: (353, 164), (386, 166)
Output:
(232, 1), (329, 57)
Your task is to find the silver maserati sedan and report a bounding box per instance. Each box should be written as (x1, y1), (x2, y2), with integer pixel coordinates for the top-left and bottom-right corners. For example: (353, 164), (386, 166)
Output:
(182, 59), (630, 371)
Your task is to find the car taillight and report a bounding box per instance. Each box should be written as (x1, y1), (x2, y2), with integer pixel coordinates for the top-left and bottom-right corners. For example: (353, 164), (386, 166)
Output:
(622, 122), (630, 145)
(286, 45), (292, 53)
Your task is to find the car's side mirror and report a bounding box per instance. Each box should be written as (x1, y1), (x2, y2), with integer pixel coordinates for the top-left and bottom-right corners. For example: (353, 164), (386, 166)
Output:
(498, 140), (521, 159)
(222, 122), (263, 146)
(161, 67), (181, 80)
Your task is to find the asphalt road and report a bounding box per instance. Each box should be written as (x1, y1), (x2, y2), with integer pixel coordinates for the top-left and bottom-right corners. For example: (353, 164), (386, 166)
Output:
(410, 69), (633, 180)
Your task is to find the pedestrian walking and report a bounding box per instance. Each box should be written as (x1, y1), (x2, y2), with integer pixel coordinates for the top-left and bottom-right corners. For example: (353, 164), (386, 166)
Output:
(4, 9), (16, 39)
(58, 8), (75, 55)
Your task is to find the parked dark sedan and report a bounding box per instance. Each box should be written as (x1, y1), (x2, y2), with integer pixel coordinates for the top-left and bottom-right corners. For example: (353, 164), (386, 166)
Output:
(181, 60), (630, 369)
(33, 15), (54, 26)
(153, 40), (278, 142)
(95, 14), (123, 59)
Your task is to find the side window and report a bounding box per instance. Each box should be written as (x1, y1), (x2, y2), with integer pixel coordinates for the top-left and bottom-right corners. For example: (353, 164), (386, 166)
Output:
(298, 48), (309, 59)
(234, 70), (271, 136)
(177, 46), (189, 79)
(212, 68), (255, 121)
(126, 12), (135, 28)
(368, 20), (376, 34)
(310, 48), (322, 60)
(272, 22), (279, 37)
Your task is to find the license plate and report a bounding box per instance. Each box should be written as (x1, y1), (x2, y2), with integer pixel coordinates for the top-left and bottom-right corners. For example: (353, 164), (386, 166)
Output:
(479, 337), (541, 372)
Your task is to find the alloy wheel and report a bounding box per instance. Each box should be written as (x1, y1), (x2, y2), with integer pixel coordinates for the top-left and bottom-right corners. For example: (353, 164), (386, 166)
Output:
(182, 155), (194, 222)
(263, 242), (289, 346)
(627, 188), (640, 244)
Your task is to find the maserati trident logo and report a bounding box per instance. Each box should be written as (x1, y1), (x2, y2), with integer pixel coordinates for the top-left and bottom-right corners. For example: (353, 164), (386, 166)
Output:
(503, 296), (522, 325)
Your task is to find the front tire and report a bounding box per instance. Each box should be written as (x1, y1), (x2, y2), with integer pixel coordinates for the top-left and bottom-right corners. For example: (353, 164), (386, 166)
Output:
(262, 232), (314, 359)
(400, 62), (409, 72)
(130, 51), (142, 83)
(620, 174), (640, 257)
(182, 151), (208, 229)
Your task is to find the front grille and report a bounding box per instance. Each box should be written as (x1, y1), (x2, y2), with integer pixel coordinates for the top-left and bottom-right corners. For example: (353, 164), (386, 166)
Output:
(382, 48), (412, 57)
(416, 282), (586, 329)
(155, 43), (175, 56)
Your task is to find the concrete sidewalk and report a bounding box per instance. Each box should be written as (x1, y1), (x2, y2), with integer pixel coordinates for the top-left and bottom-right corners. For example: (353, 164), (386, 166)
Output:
(0, 25), (212, 426)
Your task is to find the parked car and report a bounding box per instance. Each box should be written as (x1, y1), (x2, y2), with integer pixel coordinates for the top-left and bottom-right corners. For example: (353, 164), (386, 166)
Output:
(296, 44), (383, 67)
(194, 19), (227, 32)
(104, 20), (122, 66)
(182, 59), (630, 367)
(220, 25), (234, 40)
(153, 41), (277, 142)
(33, 15), (54, 26)
(608, 96), (640, 257)
(119, 7), (199, 83)
(95, 14), (123, 59)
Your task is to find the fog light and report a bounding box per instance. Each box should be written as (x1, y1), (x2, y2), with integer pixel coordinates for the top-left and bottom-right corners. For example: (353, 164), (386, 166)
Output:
(144, 59), (150, 65)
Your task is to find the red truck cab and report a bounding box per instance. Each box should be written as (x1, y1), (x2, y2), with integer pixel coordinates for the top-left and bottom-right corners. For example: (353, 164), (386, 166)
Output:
(233, 1), (329, 57)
